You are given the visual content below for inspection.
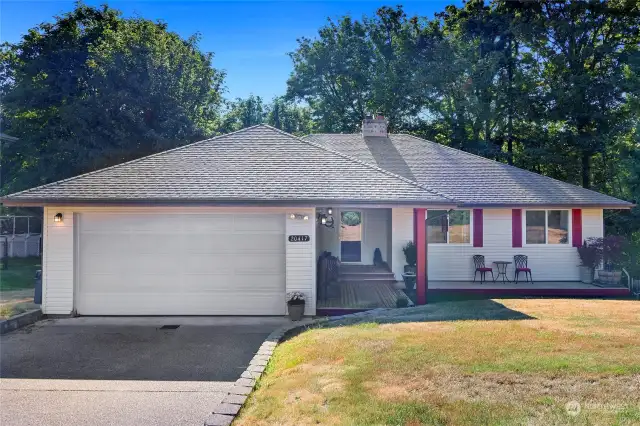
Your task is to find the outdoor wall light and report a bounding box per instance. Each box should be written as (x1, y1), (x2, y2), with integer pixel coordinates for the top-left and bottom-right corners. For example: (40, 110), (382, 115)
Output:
(327, 207), (333, 215)
(54, 213), (63, 223)
(303, 215), (309, 221)
(290, 213), (296, 219)
(317, 213), (335, 228)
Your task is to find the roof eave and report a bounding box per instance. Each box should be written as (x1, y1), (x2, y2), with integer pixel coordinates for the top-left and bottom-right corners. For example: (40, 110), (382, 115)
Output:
(0, 197), (458, 209)
(457, 202), (635, 209)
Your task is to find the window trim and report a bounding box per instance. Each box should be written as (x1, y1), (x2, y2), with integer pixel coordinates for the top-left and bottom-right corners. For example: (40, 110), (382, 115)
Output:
(427, 209), (473, 245)
(522, 209), (572, 246)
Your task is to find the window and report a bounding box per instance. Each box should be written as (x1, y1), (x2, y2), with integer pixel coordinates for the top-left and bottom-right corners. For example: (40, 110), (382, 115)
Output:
(427, 210), (471, 244)
(525, 210), (569, 245)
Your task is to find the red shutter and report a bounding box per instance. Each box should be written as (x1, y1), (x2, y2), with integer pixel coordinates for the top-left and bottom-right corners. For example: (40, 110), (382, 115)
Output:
(473, 209), (483, 247)
(512, 209), (522, 248)
(572, 209), (583, 247)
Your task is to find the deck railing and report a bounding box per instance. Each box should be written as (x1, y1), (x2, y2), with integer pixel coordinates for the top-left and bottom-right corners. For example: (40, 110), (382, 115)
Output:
(623, 268), (640, 299)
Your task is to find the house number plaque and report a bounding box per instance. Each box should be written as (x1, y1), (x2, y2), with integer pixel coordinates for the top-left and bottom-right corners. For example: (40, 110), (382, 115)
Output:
(288, 235), (310, 242)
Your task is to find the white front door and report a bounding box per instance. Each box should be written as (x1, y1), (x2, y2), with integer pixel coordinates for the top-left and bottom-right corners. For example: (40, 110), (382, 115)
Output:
(76, 212), (286, 315)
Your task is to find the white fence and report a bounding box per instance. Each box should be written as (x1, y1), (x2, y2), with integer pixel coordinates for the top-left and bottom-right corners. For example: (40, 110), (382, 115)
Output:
(0, 234), (42, 258)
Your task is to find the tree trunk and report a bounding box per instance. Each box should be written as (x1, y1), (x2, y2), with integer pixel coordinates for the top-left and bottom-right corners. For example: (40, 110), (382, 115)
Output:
(582, 153), (591, 189)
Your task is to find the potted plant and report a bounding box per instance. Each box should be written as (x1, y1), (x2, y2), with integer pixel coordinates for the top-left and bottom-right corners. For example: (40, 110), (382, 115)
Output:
(577, 238), (601, 284)
(402, 241), (417, 274)
(286, 291), (306, 321)
(597, 236), (625, 286)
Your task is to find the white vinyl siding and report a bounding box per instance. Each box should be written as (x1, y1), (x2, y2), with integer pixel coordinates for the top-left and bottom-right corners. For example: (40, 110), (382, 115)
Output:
(41, 206), (316, 316)
(285, 208), (316, 316)
(426, 208), (604, 281)
(42, 207), (75, 315)
(390, 207), (414, 281)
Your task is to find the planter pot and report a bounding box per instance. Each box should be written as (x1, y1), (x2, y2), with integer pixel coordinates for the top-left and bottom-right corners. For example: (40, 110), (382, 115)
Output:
(287, 303), (305, 321)
(404, 265), (416, 274)
(579, 266), (594, 284)
(597, 270), (622, 286)
(402, 273), (416, 291)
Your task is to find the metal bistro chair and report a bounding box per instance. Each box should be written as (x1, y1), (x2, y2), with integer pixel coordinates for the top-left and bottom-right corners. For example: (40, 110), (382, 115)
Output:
(514, 255), (533, 284)
(473, 255), (494, 284)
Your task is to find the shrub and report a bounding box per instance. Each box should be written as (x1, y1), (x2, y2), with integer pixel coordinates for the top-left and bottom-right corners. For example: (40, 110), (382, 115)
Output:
(396, 297), (409, 308)
(286, 291), (306, 305)
(402, 241), (417, 267)
(577, 238), (601, 270)
(585, 236), (627, 270)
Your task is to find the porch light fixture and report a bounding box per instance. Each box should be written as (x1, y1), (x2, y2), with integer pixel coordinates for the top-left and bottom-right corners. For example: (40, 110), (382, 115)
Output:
(289, 213), (296, 220)
(327, 207), (333, 215)
(317, 212), (335, 228)
(54, 213), (63, 223)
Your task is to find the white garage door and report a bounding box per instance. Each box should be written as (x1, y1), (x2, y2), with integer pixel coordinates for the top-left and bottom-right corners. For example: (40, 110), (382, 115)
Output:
(77, 212), (286, 315)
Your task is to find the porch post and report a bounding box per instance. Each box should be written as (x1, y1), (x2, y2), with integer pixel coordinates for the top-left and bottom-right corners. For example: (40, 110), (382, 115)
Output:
(413, 208), (427, 305)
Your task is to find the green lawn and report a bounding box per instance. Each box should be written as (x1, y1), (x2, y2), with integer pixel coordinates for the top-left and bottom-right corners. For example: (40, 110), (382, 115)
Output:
(236, 299), (640, 426)
(0, 257), (41, 291)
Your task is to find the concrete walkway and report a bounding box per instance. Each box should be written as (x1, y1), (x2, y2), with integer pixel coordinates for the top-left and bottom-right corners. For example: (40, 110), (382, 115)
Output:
(1, 379), (231, 426)
(1, 316), (292, 426)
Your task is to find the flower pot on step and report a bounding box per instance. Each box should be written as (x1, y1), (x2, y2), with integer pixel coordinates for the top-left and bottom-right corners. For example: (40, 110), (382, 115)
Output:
(287, 302), (305, 321)
(579, 266), (594, 284)
(404, 265), (416, 274)
(597, 270), (622, 286)
(402, 273), (416, 291)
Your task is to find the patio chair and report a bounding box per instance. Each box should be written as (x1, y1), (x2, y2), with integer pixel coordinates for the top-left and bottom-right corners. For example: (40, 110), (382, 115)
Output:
(473, 255), (494, 284)
(514, 254), (533, 284)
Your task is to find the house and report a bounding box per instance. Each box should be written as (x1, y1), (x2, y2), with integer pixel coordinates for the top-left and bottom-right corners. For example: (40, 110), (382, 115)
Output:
(1, 120), (633, 316)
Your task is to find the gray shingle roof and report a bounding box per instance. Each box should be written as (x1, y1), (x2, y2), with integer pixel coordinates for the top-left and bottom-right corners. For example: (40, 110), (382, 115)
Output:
(304, 133), (633, 208)
(2, 125), (453, 206)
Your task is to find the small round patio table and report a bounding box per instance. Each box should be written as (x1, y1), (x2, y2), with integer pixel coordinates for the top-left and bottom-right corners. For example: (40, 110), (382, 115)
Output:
(493, 261), (512, 283)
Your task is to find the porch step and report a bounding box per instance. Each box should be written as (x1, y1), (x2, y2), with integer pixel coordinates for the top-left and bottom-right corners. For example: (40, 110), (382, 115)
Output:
(339, 273), (397, 281)
(339, 264), (390, 273)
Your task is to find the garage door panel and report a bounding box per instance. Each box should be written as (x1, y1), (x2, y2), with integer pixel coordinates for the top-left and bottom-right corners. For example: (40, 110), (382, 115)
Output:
(184, 235), (234, 254)
(184, 214), (235, 232)
(233, 214), (284, 233)
(79, 293), (285, 315)
(231, 234), (284, 252)
(80, 274), (182, 293)
(77, 212), (286, 315)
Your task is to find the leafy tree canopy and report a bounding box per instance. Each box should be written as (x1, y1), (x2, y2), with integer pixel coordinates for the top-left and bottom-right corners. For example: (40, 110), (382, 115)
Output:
(1, 3), (225, 193)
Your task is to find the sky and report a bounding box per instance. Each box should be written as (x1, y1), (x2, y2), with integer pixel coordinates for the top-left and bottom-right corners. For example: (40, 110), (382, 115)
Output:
(1, 1), (461, 100)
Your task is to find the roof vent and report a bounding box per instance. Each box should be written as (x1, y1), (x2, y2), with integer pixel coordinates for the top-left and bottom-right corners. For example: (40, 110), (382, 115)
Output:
(362, 114), (387, 137)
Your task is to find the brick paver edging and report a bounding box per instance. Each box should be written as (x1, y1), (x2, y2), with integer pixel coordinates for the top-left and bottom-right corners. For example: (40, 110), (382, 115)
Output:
(203, 309), (391, 426)
(0, 309), (42, 335)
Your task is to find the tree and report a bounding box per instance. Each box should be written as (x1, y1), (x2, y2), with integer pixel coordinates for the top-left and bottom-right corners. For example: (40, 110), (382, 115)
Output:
(265, 97), (314, 135)
(287, 7), (422, 132)
(0, 3), (224, 194)
(521, 0), (640, 189)
(219, 95), (266, 132)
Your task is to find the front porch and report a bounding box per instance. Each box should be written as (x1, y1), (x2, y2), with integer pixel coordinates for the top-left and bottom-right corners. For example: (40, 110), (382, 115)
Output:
(313, 206), (630, 314)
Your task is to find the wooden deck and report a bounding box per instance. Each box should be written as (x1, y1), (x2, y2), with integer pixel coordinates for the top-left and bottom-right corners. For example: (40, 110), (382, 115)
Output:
(317, 281), (410, 310)
(427, 280), (631, 298)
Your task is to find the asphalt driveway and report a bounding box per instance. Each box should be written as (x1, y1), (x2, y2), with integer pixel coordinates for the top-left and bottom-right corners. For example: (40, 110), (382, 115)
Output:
(0, 316), (290, 426)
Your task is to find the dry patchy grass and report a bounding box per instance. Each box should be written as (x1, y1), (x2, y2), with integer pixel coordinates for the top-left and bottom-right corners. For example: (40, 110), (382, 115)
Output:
(236, 299), (640, 426)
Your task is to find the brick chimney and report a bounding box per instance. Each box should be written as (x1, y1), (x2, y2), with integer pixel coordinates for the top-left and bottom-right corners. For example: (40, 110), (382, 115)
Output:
(361, 114), (388, 137)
